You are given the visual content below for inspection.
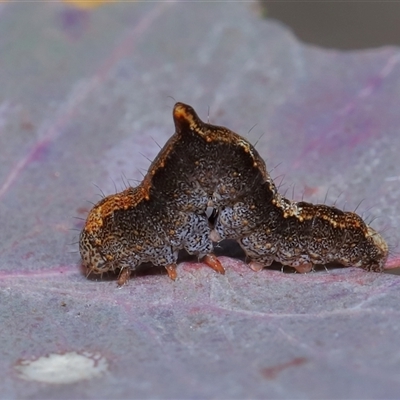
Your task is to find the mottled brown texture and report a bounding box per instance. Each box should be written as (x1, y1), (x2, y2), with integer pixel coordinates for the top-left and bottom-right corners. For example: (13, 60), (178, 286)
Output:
(80, 102), (388, 284)
(234, 200), (388, 273)
(79, 103), (266, 282)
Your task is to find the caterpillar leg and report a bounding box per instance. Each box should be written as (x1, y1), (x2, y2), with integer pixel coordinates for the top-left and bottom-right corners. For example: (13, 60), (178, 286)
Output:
(293, 263), (313, 273)
(202, 253), (225, 275)
(117, 267), (131, 286)
(165, 264), (178, 280)
(249, 261), (266, 272)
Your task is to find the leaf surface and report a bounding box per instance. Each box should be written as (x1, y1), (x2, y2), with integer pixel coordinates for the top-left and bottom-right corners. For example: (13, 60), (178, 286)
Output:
(1, 2), (400, 398)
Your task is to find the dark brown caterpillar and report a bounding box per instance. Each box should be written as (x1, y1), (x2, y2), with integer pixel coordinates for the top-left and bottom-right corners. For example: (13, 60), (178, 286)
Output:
(214, 188), (388, 273)
(79, 103), (388, 284)
(79, 103), (266, 284)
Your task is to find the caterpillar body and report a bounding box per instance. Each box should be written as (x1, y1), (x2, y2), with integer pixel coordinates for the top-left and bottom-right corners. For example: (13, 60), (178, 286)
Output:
(79, 103), (388, 284)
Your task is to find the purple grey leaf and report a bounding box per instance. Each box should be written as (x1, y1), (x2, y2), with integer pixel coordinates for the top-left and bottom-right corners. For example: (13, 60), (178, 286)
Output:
(1, 2), (400, 398)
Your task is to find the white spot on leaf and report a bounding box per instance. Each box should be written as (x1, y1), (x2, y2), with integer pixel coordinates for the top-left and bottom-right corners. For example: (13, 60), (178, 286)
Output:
(15, 351), (108, 384)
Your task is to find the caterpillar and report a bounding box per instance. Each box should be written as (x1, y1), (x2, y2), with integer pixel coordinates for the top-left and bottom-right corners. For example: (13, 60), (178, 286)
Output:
(79, 103), (388, 285)
(79, 103), (266, 284)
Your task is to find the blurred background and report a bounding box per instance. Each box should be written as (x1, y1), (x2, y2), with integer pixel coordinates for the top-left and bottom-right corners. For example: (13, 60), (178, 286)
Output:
(261, 0), (400, 49)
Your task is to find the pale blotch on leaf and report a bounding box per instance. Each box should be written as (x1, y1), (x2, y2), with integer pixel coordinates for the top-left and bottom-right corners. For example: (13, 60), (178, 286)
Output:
(15, 351), (108, 384)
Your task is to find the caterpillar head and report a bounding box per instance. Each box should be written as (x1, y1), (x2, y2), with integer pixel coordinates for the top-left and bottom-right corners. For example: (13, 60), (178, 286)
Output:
(361, 225), (389, 272)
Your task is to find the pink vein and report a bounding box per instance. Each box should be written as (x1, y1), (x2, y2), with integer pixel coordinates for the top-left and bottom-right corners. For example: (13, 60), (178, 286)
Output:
(0, 265), (77, 279)
(0, 1), (174, 200)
